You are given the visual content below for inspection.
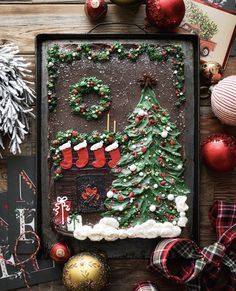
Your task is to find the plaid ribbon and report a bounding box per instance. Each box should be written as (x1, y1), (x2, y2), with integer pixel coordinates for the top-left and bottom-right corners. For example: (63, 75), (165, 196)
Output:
(150, 201), (236, 291)
(133, 281), (159, 291)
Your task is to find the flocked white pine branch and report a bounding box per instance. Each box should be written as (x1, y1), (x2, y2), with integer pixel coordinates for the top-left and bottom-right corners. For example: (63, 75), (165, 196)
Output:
(0, 43), (35, 157)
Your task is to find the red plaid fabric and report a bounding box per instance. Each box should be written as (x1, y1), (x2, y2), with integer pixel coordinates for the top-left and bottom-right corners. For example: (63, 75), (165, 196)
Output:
(209, 200), (236, 239)
(133, 281), (159, 291)
(150, 201), (236, 291)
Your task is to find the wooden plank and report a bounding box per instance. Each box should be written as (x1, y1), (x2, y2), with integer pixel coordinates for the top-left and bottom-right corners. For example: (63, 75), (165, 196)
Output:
(0, 4), (146, 54)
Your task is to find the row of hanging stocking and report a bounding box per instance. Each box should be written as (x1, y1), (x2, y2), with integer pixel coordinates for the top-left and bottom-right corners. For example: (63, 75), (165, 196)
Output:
(58, 140), (121, 170)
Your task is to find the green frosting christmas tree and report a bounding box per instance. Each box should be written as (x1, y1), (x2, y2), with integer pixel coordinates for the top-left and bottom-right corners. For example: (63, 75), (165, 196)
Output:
(104, 74), (190, 228)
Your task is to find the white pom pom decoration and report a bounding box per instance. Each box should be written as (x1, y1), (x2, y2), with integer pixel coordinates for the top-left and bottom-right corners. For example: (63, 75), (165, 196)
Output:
(211, 75), (236, 126)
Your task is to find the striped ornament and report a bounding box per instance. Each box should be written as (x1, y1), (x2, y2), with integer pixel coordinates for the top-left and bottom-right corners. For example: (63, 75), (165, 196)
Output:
(211, 75), (236, 126)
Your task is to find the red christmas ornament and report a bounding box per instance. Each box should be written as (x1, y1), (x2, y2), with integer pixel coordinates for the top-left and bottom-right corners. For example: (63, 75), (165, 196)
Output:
(84, 0), (107, 21)
(50, 242), (70, 263)
(201, 134), (236, 172)
(146, 0), (185, 30)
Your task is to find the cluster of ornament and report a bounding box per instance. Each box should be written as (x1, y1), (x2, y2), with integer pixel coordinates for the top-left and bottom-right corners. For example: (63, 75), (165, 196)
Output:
(69, 76), (112, 120)
(47, 43), (185, 112)
(51, 130), (124, 179)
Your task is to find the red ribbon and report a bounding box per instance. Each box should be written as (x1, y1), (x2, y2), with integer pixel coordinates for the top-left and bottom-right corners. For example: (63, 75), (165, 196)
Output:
(150, 201), (236, 291)
(0, 230), (40, 290)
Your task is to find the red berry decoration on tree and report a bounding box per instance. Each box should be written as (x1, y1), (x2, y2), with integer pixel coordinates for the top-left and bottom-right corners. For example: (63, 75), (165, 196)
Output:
(50, 242), (70, 263)
(201, 134), (236, 172)
(146, 0), (185, 30)
(84, 0), (107, 21)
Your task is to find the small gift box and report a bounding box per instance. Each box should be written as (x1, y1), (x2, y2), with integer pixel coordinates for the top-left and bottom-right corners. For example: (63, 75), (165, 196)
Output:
(53, 196), (71, 225)
(67, 213), (82, 232)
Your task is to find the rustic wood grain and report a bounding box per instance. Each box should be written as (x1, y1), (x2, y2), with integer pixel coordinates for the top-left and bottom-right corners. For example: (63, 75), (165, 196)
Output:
(1, 2), (236, 290)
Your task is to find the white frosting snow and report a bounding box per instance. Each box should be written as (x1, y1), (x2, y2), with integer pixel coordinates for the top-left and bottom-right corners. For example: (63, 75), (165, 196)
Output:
(175, 196), (189, 212)
(73, 140), (87, 151)
(73, 218), (182, 241)
(105, 141), (119, 152)
(90, 141), (104, 151)
(59, 140), (71, 151)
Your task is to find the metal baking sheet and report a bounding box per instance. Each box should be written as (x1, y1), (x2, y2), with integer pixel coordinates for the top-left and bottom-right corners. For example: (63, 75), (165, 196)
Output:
(36, 33), (199, 258)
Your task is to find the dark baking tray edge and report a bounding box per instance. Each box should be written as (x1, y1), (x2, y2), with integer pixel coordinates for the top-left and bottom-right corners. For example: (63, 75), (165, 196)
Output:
(36, 33), (200, 251)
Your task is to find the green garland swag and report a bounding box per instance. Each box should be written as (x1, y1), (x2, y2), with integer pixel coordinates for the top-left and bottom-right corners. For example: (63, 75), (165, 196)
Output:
(50, 129), (125, 179)
(69, 77), (112, 120)
(47, 42), (185, 112)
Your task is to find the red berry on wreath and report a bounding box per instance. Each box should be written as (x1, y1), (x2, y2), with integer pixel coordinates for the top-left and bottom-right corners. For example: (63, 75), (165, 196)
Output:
(108, 137), (113, 143)
(135, 117), (140, 123)
(170, 140), (175, 145)
(98, 111), (103, 116)
(162, 111), (166, 116)
(72, 131), (78, 137)
(53, 156), (58, 161)
(76, 46), (81, 52)
(162, 51), (167, 56)
(201, 134), (236, 172)
(50, 242), (70, 263)
(141, 147), (147, 153)
(73, 89), (78, 95)
(161, 141), (166, 147)
(137, 184), (142, 188)
(56, 168), (62, 175)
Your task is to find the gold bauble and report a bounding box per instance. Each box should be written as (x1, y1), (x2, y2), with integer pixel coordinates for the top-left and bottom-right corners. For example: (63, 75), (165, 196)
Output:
(62, 252), (108, 291)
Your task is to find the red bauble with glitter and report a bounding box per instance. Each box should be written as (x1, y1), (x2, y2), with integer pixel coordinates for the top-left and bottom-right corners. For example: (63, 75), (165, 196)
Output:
(146, 0), (185, 29)
(84, 0), (107, 21)
(201, 134), (236, 172)
(50, 242), (71, 263)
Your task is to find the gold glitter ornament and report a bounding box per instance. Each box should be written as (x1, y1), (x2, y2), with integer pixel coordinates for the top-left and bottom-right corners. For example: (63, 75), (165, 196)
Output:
(63, 252), (108, 291)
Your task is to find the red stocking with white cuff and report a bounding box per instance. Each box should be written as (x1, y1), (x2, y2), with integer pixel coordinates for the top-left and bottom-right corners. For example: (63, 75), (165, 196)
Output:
(105, 141), (121, 168)
(59, 141), (73, 170)
(91, 141), (106, 168)
(74, 140), (89, 168)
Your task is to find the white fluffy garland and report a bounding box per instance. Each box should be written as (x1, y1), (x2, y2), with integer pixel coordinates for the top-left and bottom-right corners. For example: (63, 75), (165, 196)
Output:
(0, 43), (35, 156)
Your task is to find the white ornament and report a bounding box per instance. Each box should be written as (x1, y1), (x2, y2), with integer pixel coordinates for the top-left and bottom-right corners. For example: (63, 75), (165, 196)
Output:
(149, 205), (156, 212)
(138, 109), (146, 116)
(161, 131), (168, 138)
(129, 164), (137, 172)
(180, 212), (186, 217)
(119, 206), (124, 212)
(132, 144), (137, 149)
(154, 184), (158, 189)
(177, 164), (183, 170)
(166, 126), (171, 131)
(139, 172), (144, 177)
(172, 221), (177, 225)
(167, 194), (174, 201)
(107, 191), (114, 198)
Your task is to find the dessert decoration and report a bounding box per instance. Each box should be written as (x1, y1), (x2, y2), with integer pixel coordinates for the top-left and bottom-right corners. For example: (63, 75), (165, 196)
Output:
(47, 43), (185, 112)
(69, 77), (112, 121)
(146, 0), (185, 29)
(63, 252), (109, 291)
(48, 42), (190, 241)
(84, 0), (107, 21)
(201, 134), (236, 172)
(53, 196), (71, 225)
(211, 75), (236, 126)
(0, 43), (35, 156)
(103, 74), (189, 229)
(49, 242), (71, 263)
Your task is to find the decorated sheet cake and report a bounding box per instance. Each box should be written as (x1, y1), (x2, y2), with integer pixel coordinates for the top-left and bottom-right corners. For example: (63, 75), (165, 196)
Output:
(42, 38), (196, 243)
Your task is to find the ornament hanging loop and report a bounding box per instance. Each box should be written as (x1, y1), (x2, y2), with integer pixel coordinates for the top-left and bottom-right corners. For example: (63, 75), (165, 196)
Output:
(88, 22), (147, 34)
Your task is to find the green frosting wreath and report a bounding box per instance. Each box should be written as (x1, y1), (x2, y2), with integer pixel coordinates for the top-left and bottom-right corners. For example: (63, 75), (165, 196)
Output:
(69, 76), (112, 120)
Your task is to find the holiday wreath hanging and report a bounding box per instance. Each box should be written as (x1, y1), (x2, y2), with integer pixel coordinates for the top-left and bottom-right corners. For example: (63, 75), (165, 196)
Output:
(69, 76), (112, 120)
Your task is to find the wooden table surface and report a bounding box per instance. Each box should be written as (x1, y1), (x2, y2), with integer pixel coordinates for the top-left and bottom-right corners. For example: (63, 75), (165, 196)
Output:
(0, 2), (235, 290)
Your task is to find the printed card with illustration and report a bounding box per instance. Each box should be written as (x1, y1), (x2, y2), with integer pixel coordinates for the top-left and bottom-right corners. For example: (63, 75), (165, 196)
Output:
(183, 0), (236, 68)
